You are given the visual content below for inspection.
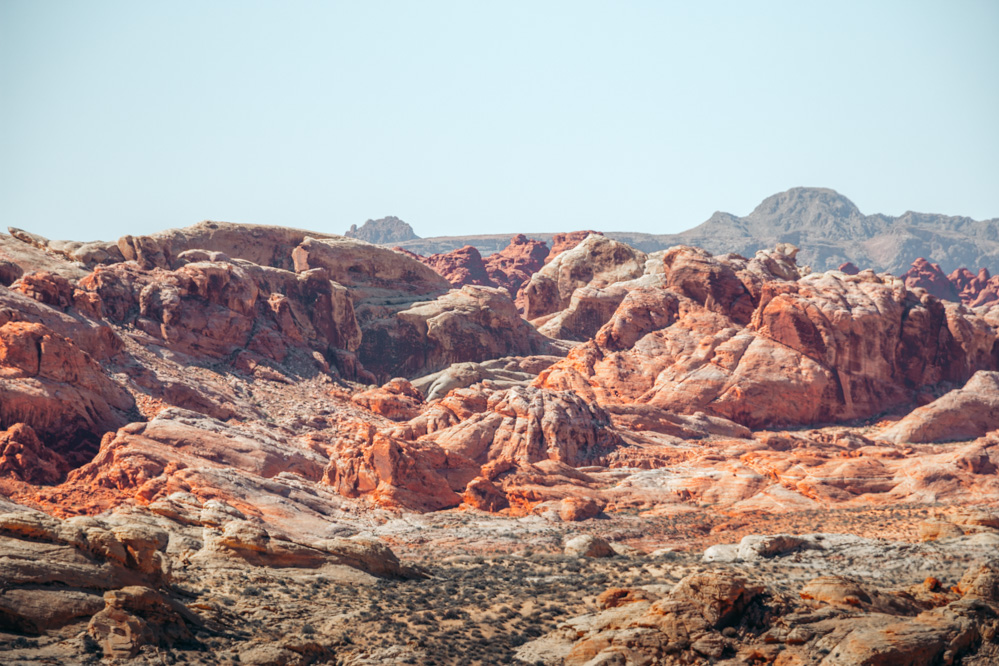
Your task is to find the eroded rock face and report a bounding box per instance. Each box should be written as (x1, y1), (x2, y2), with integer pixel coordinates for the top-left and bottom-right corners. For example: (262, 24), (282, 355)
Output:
(546, 230), (601, 263)
(949, 266), (998, 307)
(361, 285), (559, 380)
(70, 409), (329, 506)
(321, 420), (475, 512)
(520, 234), (647, 321)
(879, 371), (999, 444)
(77, 258), (361, 368)
(0, 321), (135, 463)
(904, 257), (960, 302)
(351, 378), (425, 422)
(0, 423), (68, 485)
(292, 236), (450, 300)
(414, 234), (550, 301)
(0, 509), (174, 637)
(539, 248), (998, 429)
(421, 245), (495, 288)
(429, 386), (623, 469)
(8, 227), (124, 267)
(483, 234), (549, 297)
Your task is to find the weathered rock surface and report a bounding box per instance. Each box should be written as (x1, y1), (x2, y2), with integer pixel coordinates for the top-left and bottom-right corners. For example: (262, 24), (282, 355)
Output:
(116, 220), (338, 271)
(411, 355), (561, 401)
(879, 371), (999, 443)
(518, 553), (999, 666)
(520, 234), (646, 321)
(0, 424), (68, 485)
(539, 246), (998, 429)
(483, 234), (549, 297)
(546, 230), (601, 263)
(420, 245), (494, 288)
(0, 321), (135, 463)
(903, 257), (961, 301)
(7, 227), (124, 268)
(563, 534), (614, 558)
(345, 216), (419, 244)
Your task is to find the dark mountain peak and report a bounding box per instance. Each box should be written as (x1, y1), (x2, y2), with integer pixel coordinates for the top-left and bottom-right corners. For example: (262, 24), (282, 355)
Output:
(747, 187), (863, 225)
(345, 216), (420, 244)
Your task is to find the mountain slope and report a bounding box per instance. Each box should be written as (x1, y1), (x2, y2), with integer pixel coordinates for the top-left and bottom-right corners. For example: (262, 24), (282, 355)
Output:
(392, 187), (999, 273)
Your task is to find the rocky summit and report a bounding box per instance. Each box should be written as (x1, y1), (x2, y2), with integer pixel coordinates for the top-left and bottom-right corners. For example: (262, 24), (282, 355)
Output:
(2, 219), (999, 665)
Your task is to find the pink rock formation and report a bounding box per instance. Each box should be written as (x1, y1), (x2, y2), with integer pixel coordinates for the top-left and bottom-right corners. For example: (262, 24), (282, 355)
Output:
(839, 261), (860, 275)
(545, 230), (602, 264)
(519, 234), (647, 322)
(351, 378), (425, 422)
(0, 321), (135, 465)
(878, 371), (999, 444)
(421, 245), (495, 288)
(483, 234), (549, 297)
(903, 257), (960, 301)
(949, 267), (991, 303)
(539, 246), (996, 429)
(0, 423), (68, 484)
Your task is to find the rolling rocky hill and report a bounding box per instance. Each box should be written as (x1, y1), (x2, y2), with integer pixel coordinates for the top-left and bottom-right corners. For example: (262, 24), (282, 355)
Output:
(393, 187), (999, 274)
(1, 218), (999, 664)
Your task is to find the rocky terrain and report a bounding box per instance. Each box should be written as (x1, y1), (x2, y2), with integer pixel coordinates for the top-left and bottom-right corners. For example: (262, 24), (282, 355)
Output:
(2, 217), (999, 665)
(392, 187), (999, 276)
(345, 217), (419, 245)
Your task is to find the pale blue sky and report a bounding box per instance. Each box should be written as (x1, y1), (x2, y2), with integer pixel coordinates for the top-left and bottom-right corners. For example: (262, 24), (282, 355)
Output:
(1, 1), (997, 241)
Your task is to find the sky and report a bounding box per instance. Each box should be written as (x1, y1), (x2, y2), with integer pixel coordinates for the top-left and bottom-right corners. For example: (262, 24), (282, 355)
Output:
(1, 1), (997, 241)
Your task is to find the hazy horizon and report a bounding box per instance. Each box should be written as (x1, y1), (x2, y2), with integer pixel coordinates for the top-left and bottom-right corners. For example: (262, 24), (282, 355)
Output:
(3, 1), (997, 241)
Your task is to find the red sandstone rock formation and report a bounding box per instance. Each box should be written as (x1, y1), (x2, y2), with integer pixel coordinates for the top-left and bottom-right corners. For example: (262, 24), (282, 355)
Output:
(878, 371), (999, 444)
(838, 261), (860, 275)
(545, 230), (602, 263)
(2, 219), (999, 663)
(903, 257), (960, 301)
(899, 261), (999, 307)
(949, 267), (990, 302)
(421, 245), (495, 288)
(519, 234), (647, 322)
(410, 235), (550, 300)
(483, 234), (549, 297)
(0, 423), (68, 484)
(351, 378), (425, 422)
(0, 321), (135, 465)
(538, 246), (996, 429)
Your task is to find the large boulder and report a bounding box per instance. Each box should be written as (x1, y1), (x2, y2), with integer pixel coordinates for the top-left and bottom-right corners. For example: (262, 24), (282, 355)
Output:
(483, 234), (549, 297)
(879, 371), (999, 444)
(421, 245), (495, 288)
(359, 285), (559, 380)
(321, 420), (477, 512)
(520, 234), (647, 321)
(904, 257), (960, 302)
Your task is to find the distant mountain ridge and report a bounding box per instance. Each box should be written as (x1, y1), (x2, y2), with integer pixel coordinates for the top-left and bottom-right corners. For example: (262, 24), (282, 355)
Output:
(391, 188), (999, 274)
